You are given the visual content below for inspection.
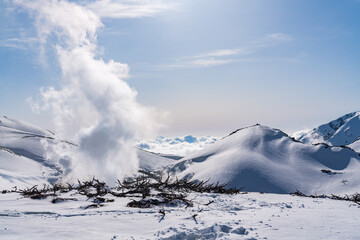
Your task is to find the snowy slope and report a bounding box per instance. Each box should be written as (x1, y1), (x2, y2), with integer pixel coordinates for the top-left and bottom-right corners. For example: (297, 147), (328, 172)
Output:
(0, 116), (78, 166)
(349, 138), (360, 153)
(292, 112), (360, 146)
(169, 125), (360, 195)
(137, 149), (176, 172)
(0, 116), (174, 189)
(0, 116), (65, 188)
(0, 116), (54, 137)
(0, 147), (57, 189)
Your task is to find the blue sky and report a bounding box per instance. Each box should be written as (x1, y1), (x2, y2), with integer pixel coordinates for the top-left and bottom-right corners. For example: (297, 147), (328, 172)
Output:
(1, 0), (360, 136)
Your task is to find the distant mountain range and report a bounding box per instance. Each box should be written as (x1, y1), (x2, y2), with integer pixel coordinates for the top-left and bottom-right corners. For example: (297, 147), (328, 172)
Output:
(1, 112), (360, 195)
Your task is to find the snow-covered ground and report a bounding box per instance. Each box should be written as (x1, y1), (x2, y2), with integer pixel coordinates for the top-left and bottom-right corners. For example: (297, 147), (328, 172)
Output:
(0, 191), (359, 240)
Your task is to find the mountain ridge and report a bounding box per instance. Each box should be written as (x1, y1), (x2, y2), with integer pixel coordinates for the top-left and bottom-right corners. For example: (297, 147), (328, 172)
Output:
(293, 111), (360, 146)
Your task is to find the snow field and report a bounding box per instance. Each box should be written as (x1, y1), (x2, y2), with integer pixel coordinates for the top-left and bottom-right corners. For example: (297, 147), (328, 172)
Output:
(0, 191), (359, 240)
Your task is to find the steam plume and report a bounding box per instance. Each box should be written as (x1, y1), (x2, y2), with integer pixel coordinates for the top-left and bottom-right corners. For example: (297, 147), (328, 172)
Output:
(13, 0), (161, 183)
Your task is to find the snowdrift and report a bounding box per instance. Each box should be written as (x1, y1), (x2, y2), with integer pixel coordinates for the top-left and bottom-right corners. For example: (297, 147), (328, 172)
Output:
(170, 125), (360, 195)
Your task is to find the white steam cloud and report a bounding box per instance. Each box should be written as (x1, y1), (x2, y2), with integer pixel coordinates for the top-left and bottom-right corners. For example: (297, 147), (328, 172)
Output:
(13, 0), (164, 184)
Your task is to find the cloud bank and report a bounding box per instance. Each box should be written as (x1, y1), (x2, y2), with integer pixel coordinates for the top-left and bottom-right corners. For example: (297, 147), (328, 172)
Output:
(13, 0), (166, 184)
(137, 135), (218, 157)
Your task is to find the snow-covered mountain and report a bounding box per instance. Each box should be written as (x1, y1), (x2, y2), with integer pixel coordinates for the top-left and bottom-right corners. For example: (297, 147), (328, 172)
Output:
(0, 116), (175, 189)
(169, 124), (360, 195)
(3, 115), (360, 196)
(292, 112), (360, 147)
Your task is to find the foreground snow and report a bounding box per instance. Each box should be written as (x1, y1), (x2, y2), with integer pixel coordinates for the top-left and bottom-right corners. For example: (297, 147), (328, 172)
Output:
(0, 191), (359, 239)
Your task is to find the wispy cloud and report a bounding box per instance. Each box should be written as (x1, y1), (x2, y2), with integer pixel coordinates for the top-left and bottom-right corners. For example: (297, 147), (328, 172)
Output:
(85, 0), (175, 19)
(166, 33), (293, 68)
(193, 48), (252, 59)
(189, 58), (236, 67)
(0, 36), (38, 50)
(166, 58), (237, 68)
(265, 33), (293, 41)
